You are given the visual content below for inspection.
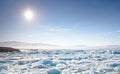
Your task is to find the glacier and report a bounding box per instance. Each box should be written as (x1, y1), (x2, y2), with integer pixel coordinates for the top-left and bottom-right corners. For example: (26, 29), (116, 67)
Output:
(0, 49), (120, 74)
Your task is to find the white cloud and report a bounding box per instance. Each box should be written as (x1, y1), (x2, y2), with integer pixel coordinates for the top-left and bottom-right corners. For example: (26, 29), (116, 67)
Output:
(95, 32), (112, 36)
(116, 30), (120, 33)
(47, 27), (71, 32)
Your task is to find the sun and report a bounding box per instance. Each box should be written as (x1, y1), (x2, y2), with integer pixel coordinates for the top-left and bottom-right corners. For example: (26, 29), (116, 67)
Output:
(24, 9), (34, 21)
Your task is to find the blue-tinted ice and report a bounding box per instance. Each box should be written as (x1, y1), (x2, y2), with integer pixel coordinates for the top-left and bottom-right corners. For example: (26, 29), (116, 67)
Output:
(0, 49), (120, 74)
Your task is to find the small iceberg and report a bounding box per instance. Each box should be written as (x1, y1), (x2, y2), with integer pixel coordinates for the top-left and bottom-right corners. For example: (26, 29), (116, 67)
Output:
(47, 69), (61, 74)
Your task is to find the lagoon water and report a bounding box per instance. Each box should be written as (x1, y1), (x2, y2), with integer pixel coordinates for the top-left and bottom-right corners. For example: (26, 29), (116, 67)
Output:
(0, 49), (120, 74)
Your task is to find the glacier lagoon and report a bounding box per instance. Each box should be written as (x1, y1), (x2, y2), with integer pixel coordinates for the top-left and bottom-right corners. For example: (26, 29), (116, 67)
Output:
(0, 49), (120, 74)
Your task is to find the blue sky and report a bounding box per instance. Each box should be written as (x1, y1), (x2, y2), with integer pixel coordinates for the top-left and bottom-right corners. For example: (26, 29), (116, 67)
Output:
(0, 0), (120, 46)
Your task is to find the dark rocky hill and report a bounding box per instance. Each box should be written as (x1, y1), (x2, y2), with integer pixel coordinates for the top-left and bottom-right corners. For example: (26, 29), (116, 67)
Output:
(0, 47), (20, 52)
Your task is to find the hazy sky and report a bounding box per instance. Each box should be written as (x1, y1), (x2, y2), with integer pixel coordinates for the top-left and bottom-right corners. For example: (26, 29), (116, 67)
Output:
(0, 0), (120, 46)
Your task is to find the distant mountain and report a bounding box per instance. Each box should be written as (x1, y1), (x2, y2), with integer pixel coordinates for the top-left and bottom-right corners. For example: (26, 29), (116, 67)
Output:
(0, 41), (120, 49)
(68, 45), (89, 49)
(0, 41), (89, 49)
(93, 45), (120, 50)
(0, 41), (60, 49)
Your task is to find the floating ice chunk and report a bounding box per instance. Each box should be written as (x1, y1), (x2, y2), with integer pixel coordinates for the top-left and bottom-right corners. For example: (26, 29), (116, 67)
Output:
(31, 62), (47, 69)
(114, 67), (120, 72)
(42, 59), (56, 66)
(113, 50), (120, 54)
(110, 63), (120, 67)
(41, 51), (51, 54)
(78, 65), (90, 72)
(0, 69), (8, 74)
(30, 59), (40, 63)
(63, 51), (72, 54)
(105, 72), (120, 74)
(56, 64), (67, 70)
(17, 61), (29, 65)
(58, 61), (66, 64)
(29, 50), (39, 54)
(0, 66), (7, 71)
(53, 50), (61, 54)
(47, 69), (61, 74)
(61, 69), (71, 74)
(0, 59), (13, 63)
(97, 57), (107, 61)
(0, 60), (7, 63)
(9, 57), (19, 60)
(98, 66), (114, 73)
(59, 58), (72, 60)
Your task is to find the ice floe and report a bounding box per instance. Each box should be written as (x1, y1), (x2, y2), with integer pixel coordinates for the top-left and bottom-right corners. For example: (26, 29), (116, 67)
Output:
(0, 49), (120, 74)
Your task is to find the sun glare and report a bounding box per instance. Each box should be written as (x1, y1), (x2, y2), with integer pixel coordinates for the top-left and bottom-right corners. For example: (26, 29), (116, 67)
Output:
(24, 9), (34, 21)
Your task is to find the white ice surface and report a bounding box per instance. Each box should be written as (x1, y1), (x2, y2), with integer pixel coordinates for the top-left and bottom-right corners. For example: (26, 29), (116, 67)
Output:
(0, 49), (120, 74)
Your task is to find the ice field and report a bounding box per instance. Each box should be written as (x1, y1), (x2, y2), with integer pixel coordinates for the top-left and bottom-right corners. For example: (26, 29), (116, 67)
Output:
(0, 49), (120, 74)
